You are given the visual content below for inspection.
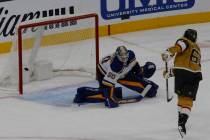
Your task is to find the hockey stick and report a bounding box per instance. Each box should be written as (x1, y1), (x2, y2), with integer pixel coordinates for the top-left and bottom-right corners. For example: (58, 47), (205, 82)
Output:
(118, 96), (142, 104)
(165, 62), (173, 102)
(77, 96), (142, 107)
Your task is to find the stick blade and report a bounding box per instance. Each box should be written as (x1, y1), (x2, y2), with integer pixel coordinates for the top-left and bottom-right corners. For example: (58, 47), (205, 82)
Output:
(167, 96), (173, 102)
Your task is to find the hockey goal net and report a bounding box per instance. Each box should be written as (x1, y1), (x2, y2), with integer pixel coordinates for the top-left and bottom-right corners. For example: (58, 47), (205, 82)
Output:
(0, 13), (99, 95)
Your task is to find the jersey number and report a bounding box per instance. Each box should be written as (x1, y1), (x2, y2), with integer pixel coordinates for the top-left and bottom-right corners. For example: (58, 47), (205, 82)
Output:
(107, 72), (116, 79)
(190, 49), (201, 64)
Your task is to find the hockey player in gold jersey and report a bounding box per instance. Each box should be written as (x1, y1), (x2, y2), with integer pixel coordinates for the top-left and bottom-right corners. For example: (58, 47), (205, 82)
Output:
(161, 29), (202, 137)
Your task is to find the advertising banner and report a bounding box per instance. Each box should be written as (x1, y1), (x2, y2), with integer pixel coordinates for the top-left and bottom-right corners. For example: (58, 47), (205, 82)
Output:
(0, 0), (77, 41)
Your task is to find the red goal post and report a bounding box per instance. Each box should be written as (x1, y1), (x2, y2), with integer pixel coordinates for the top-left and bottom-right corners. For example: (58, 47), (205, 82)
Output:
(16, 13), (99, 95)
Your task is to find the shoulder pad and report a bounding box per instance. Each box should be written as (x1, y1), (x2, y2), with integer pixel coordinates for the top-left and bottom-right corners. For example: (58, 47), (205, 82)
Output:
(128, 50), (135, 59)
(176, 38), (189, 47)
(110, 56), (124, 73)
(127, 50), (136, 63)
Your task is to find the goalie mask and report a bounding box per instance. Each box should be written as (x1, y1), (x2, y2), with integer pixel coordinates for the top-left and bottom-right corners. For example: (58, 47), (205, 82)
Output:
(143, 62), (156, 78)
(115, 46), (129, 63)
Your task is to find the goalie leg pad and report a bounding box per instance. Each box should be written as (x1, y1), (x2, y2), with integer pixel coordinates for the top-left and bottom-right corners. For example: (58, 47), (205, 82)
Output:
(74, 87), (102, 103)
(102, 88), (119, 108)
(74, 87), (122, 104)
(118, 78), (159, 97)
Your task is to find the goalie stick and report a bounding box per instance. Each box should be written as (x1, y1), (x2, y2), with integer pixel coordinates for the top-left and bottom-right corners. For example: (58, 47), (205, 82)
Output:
(77, 96), (142, 106)
(118, 95), (142, 104)
(165, 62), (173, 102)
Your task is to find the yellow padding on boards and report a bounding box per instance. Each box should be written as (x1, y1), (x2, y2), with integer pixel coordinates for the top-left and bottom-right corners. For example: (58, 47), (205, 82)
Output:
(118, 80), (144, 89)
(0, 41), (12, 54)
(28, 28), (95, 48)
(0, 25), (108, 54)
(110, 12), (210, 35)
(178, 96), (193, 109)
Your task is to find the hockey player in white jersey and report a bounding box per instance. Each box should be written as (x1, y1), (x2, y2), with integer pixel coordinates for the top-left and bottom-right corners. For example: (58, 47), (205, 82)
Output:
(74, 46), (159, 108)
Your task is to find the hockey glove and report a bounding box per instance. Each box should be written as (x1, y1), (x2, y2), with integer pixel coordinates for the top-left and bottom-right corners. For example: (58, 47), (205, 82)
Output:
(163, 68), (174, 79)
(161, 51), (173, 62)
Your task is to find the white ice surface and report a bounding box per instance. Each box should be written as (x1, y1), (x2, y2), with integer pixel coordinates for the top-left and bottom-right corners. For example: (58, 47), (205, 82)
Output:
(0, 23), (210, 140)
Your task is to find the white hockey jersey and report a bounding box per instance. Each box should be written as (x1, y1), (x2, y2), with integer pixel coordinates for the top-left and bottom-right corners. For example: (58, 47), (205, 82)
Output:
(98, 50), (138, 85)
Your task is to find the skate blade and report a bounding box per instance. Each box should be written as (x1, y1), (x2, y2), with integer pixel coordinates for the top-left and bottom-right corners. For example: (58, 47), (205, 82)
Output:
(178, 126), (185, 138)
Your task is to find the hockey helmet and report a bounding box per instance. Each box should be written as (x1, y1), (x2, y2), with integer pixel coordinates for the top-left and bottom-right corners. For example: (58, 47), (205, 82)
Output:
(115, 45), (129, 63)
(143, 62), (156, 78)
(184, 29), (197, 42)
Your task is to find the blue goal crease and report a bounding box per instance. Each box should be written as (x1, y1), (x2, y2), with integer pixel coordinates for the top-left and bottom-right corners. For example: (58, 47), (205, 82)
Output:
(21, 81), (98, 107)
(21, 86), (77, 107)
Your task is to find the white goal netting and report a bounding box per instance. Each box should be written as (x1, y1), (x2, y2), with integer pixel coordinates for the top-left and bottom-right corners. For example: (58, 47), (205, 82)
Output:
(0, 14), (99, 95)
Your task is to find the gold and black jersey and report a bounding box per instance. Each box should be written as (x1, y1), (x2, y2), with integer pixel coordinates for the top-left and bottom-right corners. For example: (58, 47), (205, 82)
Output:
(168, 37), (201, 72)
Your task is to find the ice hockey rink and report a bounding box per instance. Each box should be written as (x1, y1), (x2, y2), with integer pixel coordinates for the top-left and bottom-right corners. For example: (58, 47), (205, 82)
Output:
(0, 22), (210, 140)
